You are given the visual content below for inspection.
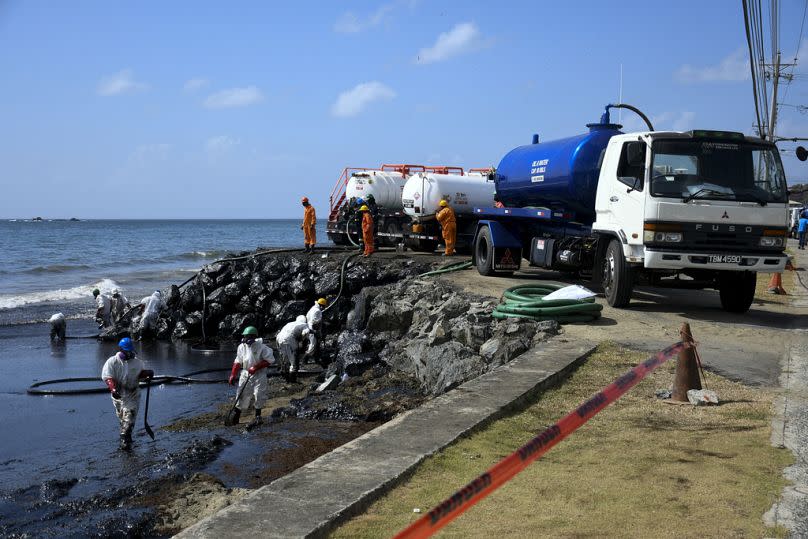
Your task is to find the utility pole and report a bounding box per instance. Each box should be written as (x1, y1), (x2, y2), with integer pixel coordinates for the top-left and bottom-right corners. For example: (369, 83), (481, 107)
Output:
(769, 51), (781, 140)
(765, 51), (796, 139)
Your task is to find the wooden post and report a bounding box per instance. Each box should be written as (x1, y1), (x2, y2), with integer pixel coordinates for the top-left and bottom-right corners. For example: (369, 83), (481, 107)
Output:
(671, 323), (701, 402)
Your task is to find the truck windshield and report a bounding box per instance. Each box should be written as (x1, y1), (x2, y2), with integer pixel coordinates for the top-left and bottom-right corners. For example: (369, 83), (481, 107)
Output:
(650, 139), (788, 204)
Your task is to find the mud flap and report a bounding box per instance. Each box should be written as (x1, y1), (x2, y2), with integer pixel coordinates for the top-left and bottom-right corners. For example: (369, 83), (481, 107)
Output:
(494, 247), (521, 271)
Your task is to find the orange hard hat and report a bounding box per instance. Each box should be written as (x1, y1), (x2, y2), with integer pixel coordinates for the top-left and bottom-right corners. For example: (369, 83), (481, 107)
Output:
(301, 196), (309, 203)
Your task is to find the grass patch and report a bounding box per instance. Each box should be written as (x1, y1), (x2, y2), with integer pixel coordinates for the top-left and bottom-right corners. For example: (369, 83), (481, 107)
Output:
(331, 342), (793, 538)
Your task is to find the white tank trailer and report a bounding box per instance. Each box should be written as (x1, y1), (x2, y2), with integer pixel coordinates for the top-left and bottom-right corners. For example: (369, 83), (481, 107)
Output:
(402, 172), (495, 218)
(345, 170), (407, 209)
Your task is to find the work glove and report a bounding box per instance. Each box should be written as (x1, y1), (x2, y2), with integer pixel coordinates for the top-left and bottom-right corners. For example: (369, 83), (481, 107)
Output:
(229, 362), (241, 385)
(247, 360), (270, 375)
(105, 378), (120, 399)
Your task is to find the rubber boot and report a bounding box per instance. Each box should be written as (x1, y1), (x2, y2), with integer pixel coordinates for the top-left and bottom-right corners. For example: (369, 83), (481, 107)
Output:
(246, 409), (263, 430)
(120, 428), (133, 451)
(231, 408), (241, 425)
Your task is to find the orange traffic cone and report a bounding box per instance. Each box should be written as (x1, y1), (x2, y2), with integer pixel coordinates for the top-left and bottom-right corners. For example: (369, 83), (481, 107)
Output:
(767, 272), (787, 295)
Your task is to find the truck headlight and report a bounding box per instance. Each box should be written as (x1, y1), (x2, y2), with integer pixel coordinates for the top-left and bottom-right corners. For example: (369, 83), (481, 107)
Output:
(644, 223), (683, 244)
(651, 232), (682, 243)
(759, 237), (783, 247)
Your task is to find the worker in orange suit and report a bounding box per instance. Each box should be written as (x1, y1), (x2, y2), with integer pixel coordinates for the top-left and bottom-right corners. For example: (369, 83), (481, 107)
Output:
(359, 205), (375, 257)
(301, 197), (316, 253)
(436, 199), (456, 256)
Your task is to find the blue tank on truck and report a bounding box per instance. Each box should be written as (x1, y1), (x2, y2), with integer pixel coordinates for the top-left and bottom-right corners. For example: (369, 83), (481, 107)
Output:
(495, 114), (623, 224)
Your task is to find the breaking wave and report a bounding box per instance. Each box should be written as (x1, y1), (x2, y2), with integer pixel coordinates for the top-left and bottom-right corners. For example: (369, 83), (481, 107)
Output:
(0, 279), (120, 310)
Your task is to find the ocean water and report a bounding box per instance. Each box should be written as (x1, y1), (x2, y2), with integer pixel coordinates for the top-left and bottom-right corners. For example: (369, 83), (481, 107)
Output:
(0, 219), (327, 324)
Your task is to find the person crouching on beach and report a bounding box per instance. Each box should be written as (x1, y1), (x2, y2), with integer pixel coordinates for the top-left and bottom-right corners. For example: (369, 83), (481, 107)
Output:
(228, 326), (275, 428)
(49, 312), (66, 341)
(102, 338), (153, 450)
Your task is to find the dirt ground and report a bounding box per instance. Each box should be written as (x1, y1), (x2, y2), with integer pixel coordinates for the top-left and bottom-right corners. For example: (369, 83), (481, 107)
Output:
(442, 243), (807, 387)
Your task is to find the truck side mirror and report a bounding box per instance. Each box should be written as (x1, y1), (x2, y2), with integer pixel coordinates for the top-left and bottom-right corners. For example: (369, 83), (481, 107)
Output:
(797, 146), (808, 161)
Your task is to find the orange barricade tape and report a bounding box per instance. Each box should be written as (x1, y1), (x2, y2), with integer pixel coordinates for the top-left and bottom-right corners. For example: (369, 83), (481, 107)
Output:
(393, 341), (687, 539)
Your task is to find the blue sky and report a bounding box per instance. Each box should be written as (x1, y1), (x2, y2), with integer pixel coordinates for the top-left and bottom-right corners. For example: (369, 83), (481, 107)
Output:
(2, 0), (808, 219)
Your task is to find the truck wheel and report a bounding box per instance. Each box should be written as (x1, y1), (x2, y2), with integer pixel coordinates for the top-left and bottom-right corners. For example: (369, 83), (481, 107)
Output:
(475, 226), (496, 276)
(602, 239), (633, 308)
(718, 271), (756, 313)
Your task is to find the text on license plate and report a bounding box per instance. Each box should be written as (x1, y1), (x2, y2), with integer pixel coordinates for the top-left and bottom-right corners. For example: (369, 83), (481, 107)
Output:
(709, 255), (742, 264)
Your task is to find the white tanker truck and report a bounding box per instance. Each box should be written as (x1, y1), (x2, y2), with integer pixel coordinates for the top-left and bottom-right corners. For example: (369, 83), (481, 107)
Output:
(326, 164), (494, 251)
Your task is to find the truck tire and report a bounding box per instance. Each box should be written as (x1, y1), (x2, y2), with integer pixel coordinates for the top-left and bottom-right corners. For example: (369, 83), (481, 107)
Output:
(475, 226), (496, 276)
(718, 271), (756, 313)
(602, 239), (633, 308)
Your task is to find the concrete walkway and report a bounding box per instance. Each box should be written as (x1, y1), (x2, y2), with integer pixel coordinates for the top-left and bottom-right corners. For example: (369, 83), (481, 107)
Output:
(766, 242), (808, 537)
(175, 338), (596, 538)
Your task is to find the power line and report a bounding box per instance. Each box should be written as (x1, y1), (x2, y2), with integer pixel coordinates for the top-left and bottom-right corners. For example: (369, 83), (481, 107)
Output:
(744, 0), (765, 136)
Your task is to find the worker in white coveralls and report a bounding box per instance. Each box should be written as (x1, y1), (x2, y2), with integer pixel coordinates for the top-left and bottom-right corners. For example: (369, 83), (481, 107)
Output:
(93, 288), (112, 328)
(138, 290), (164, 337)
(49, 312), (67, 341)
(228, 326), (275, 427)
(276, 315), (312, 383)
(110, 288), (130, 325)
(306, 298), (327, 363)
(102, 337), (153, 450)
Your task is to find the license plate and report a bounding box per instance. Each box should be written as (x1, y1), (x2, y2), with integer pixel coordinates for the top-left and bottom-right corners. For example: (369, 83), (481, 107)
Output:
(709, 255), (742, 264)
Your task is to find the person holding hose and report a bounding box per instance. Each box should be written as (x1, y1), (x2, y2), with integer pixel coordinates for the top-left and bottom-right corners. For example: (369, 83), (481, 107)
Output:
(228, 326), (275, 427)
(436, 199), (456, 256)
(101, 337), (153, 450)
(359, 204), (375, 257)
(301, 196), (317, 253)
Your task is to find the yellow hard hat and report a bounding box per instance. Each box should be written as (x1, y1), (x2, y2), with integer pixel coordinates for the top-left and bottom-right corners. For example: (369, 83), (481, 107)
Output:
(359, 205), (370, 211)
(317, 298), (328, 306)
(439, 199), (449, 207)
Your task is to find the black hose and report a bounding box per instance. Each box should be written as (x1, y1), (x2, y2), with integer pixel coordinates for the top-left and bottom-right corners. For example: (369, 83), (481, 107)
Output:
(608, 103), (654, 131)
(200, 275), (207, 344)
(323, 253), (361, 313)
(26, 367), (324, 395)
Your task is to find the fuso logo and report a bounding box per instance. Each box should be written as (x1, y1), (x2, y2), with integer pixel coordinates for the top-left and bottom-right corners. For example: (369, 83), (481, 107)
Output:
(721, 211), (729, 219)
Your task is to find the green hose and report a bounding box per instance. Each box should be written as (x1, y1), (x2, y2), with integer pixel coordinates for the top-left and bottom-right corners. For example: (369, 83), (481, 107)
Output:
(419, 260), (473, 277)
(493, 284), (602, 324)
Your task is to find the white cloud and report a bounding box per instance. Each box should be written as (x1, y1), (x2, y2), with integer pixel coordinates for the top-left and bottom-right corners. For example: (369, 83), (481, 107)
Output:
(675, 48), (750, 83)
(183, 78), (209, 92)
(205, 135), (241, 153)
(331, 81), (396, 118)
(415, 22), (481, 64)
(333, 2), (397, 33)
(97, 69), (148, 96)
(203, 86), (264, 109)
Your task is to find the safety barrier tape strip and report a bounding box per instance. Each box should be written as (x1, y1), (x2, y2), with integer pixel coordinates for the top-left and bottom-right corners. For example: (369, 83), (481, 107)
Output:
(393, 341), (687, 539)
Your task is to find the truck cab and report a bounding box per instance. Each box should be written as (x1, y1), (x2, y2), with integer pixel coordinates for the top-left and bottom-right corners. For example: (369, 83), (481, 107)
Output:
(592, 130), (789, 311)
